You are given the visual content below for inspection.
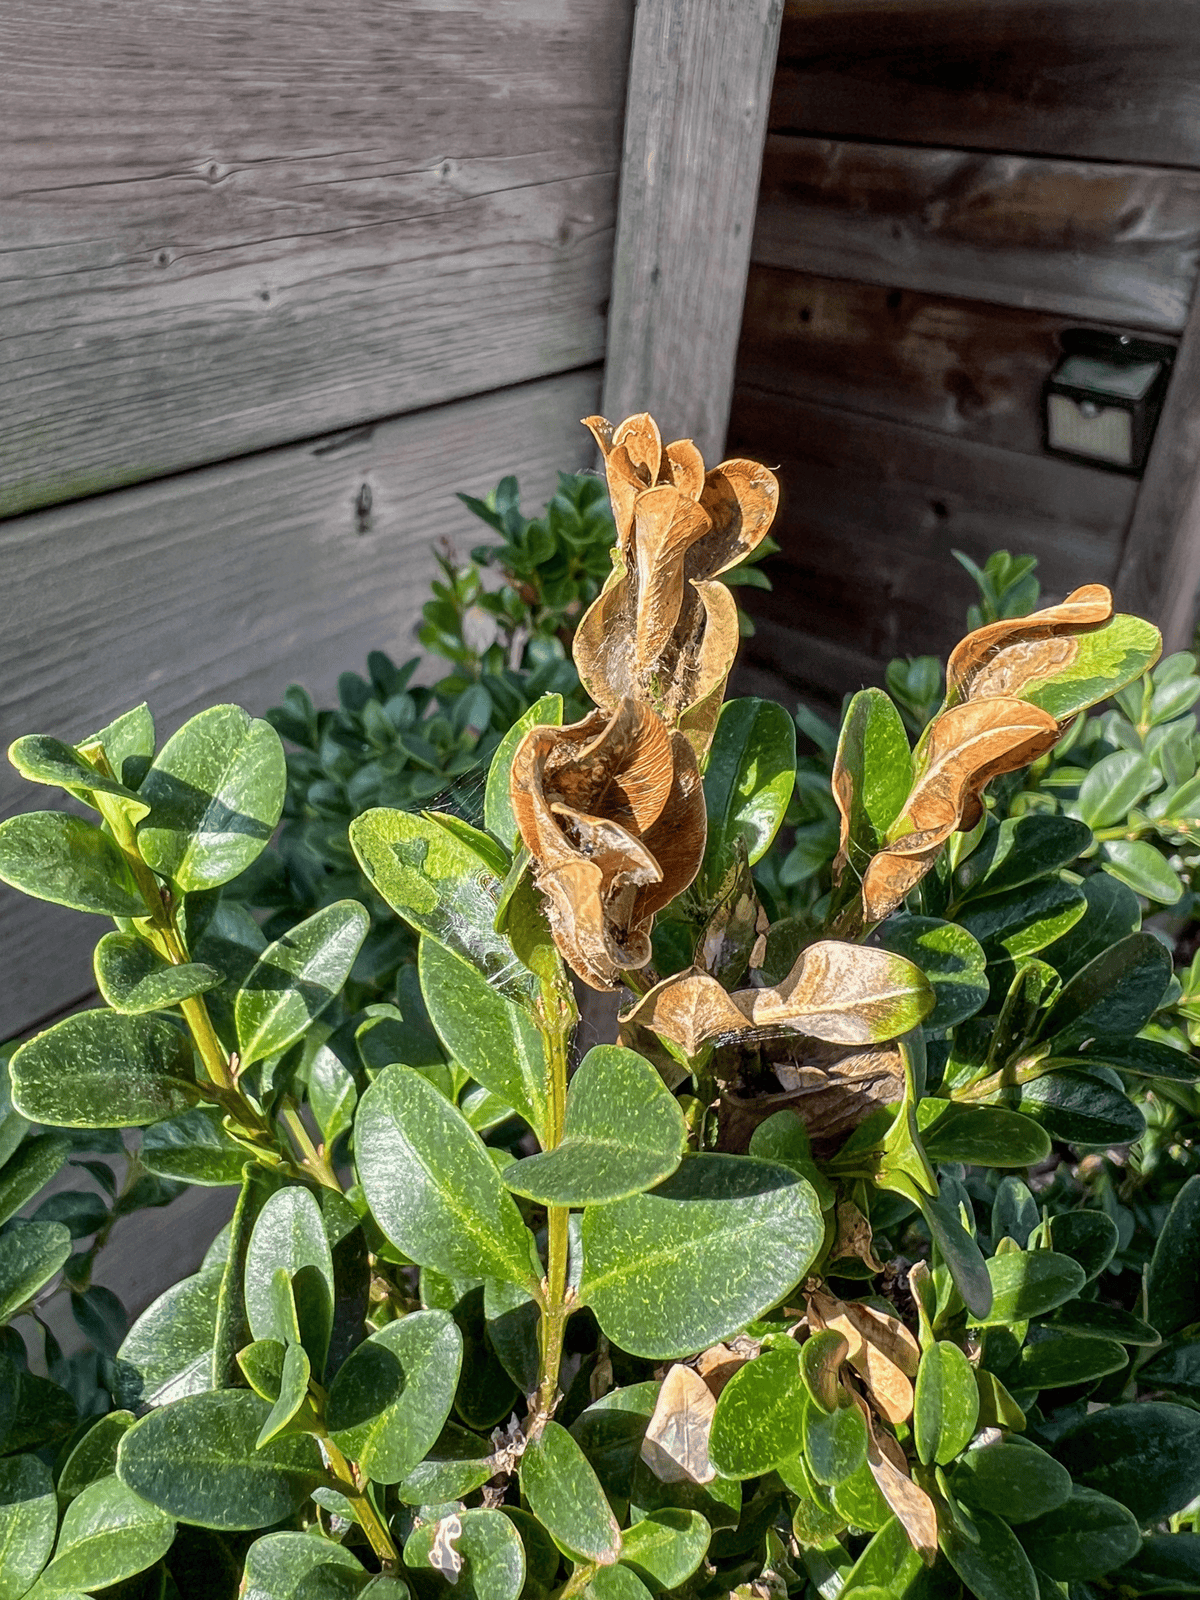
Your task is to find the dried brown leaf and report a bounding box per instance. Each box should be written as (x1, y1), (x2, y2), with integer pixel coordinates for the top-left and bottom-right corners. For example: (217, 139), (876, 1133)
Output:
(830, 1200), (885, 1274)
(852, 1397), (939, 1562)
(806, 1291), (917, 1425)
(946, 584), (1112, 705)
(641, 1363), (717, 1484)
(693, 1341), (751, 1398)
(630, 486), (714, 674)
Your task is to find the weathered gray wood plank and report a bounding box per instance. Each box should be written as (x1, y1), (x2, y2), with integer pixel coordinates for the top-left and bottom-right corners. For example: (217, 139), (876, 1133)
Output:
(0, 367), (603, 1039)
(752, 137), (1200, 334)
(0, 0), (632, 517)
(601, 0), (784, 461)
(1116, 286), (1200, 652)
(773, 0), (1200, 169)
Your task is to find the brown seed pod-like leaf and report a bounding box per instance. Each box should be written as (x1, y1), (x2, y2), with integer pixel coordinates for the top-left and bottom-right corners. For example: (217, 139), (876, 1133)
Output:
(849, 1392), (939, 1562)
(640, 1362), (717, 1484)
(945, 584), (1112, 706)
(584, 413), (707, 552)
(859, 697), (1060, 925)
(510, 697), (705, 990)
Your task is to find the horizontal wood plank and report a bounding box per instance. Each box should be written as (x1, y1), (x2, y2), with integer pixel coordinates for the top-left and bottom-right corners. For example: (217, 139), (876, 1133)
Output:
(752, 136), (1200, 333)
(774, 0), (1200, 169)
(0, 367), (603, 1039)
(0, 0), (632, 517)
(735, 265), (1170, 458)
(728, 385), (1137, 703)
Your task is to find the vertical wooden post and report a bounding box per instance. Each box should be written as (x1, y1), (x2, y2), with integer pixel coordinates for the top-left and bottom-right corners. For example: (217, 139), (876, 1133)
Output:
(601, 0), (784, 462)
(1116, 289), (1200, 651)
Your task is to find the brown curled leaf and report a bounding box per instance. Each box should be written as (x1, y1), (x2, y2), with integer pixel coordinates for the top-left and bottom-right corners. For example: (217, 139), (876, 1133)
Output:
(830, 1200), (885, 1274)
(640, 1362), (717, 1484)
(510, 697), (705, 990)
(849, 1393), (939, 1562)
(584, 412), (664, 550)
(806, 1290), (916, 1426)
(719, 1038), (906, 1152)
(946, 584), (1112, 706)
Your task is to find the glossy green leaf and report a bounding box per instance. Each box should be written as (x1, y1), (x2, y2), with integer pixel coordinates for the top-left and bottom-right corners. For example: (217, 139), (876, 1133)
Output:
(521, 1421), (621, 1565)
(803, 1397), (867, 1487)
(0, 1133), (70, 1227)
(940, 1509), (1038, 1600)
(235, 901), (368, 1067)
(37, 1475), (174, 1594)
(909, 1186), (993, 1321)
(241, 1531), (368, 1599)
(1054, 1402), (1200, 1524)
(830, 689), (911, 874)
(799, 1329), (847, 1414)
(350, 808), (536, 1005)
(116, 1390), (324, 1531)
(237, 1338), (286, 1402)
(969, 1250), (1084, 1327)
(569, 1382), (658, 1501)
(419, 937), (547, 1139)
(1148, 1174), (1200, 1337)
(839, 1516), (921, 1598)
(0, 1222), (71, 1322)
(93, 933), (220, 1015)
(1040, 932), (1173, 1048)
(83, 703), (156, 786)
(1076, 750), (1160, 830)
(992, 1176), (1039, 1249)
(829, 1457), (890, 1532)
(876, 915), (988, 1031)
(485, 693), (563, 852)
(139, 1106), (248, 1187)
(700, 698), (798, 895)
(1074, 1035), (1200, 1081)
(709, 1344), (807, 1479)
(504, 1046), (685, 1206)
(255, 1340), (311, 1448)
(579, 1155), (823, 1359)
(1042, 871), (1141, 978)
(1100, 838), (1184, 903)
(404, 1508), (524, 1600)
(953, 814), (1092, 903)
(618, 1508), (709, 1592)
(0, 811), (144, 916)
(1138, 1336), (1200, 1401)
(918, 1102), (1050, 1168)
(356, 1064), (538, 1292)
(393, 1422), (495, 1506)
(586, 1566), (652, 1600)
(951, 1440), (1071, 1525)
(913, 1340), (978, 1466)
(326, 1309), (462, 1483)
(1018, 1331), (1128, 1388)
(748, 1112), (835, 1211)
(1109, 1532), (1200, 1597)
(115, 1268), (222, 1409)
(1017, 1067), (1145, 1147)
(8, 733), (146, 808)
(956, 877), (1086, 961)
(57, 1414), (137, 1500)
(9, 1010), (197, 1128)
(1019, 613), (1161, 724)
(244, 1187), (334, 1373)
(1016, 1487), (1140, 1580)
(0, 1454), (56, 1600)
(1046, 1299), (1159, 1346)
(136, 704), (286, 891)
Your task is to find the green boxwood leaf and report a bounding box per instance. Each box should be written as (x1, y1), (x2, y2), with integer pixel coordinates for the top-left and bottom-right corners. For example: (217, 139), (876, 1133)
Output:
(1016, 1486), (1140, 1580)
(0, 811), (144, 916)
(618, 1508), (709, 1592)
(244, 1188), (335, 1375)
(1046, 1210), (1118, 1282)
(84, 703), (156, 785)
(1017, 1331), (1128, 1389)
(1046, 1299), (1159, 1346)
(37, 1475), (174, 1594)
(802, 1396), (867, 1487)
(953, 814), (1092, 903)
(235, 901), (368, 1067)
(1076, 750), (1160, 830)
(876, 916), (988, 1030)
(238, 1339), (286, 1402)
(1148, 1175), (1200, 1336)
(93, 933), (220, 1015)
(1100, 838), (1183, 903)
(0, 1222), (71, 1322)
(139, 1106), (249, 1187)
(0, 1133), (71, 1227)
(1039, 932), (1173, 1048)
(116, 1390), (324, 1531)
(940, 1509), (1038, 1600)
(0, 1454), (56, 1600)
(419, 938), (548, 1140)
(326, 1309), (462, 1483)
(708, 1344), (807, 1479)
(116, 1267), (222, 1408)
(992, 1176), (1039, 1249)
(1016, 1067), (1145, 1147)
(917, 1102), (1050, 1168)
(913, 1340), (978, 1466)
(1109, 1533), (1200, 1597)
(255, 1340), (311, 1448)
(356, 1065), (539, 1292)
(968, 1251), (1085, 1327)
(1138, 1335), (1200, 1400)
(57, 1413), (137, 1500)
(350, 808), (536, 1006)
(1019, 613), (1161, 724)
(700, 698), (798, 896)
(579, 1155), (823, 1359)
(136, 705), (286, 891)
(393, 1422), (495, 1506)
(569, 1382), (659, 1501)
(956, 877), (1086, 961)
(1074, 1036), (1200, 1081)
(830, 689), (911, 875)
(829, 1456), (889, 1532)
(950, 1439), (1071, 1524)
(587, 1566), (653, 1600)
(404, 1507), (525, 1600)
(8, 734), (146, 809)
(504, 1046), (685, 1206)
(241, 1531), (368, 1599)
(9, 1010), (197, 1128)
(521, 1421), (621, 1565)
(839, 1516), (921, 1598)
(1042, 871), (1141, 978)
(485, 694), (563, 852)
(1053, 1401), (1200, 1525)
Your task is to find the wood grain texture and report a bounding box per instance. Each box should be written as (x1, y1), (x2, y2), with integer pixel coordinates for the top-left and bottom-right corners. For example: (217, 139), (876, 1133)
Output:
(601, 0), (784, 460)
(735, 265), (1171, 457)
(773, 0), (1200, 168)
(751, 136), (1200, 334)
(1116, 285), (1200, 651)
(0, 367), (603, 1039)
(0, 0), (632, 518)
(728, 385), (1136, 701)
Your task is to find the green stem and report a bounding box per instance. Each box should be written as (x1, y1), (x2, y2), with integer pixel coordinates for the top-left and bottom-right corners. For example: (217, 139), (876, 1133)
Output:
(281, 1098), (342, 1192)
(952, 1053), (1051, 1103)
(320, 1432), (398, 1570)
(532, 967), (576, 1427)
(555, 1563), (598, 1600)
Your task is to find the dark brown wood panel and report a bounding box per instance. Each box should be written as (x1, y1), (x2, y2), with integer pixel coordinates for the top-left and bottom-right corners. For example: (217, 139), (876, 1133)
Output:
(736, 265), (1169, 457)
(0, 0), (632, 518)
(773, 1), (1200, 168)
(728, 385), (1137, 703)
(752, 137), (1200, 334)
